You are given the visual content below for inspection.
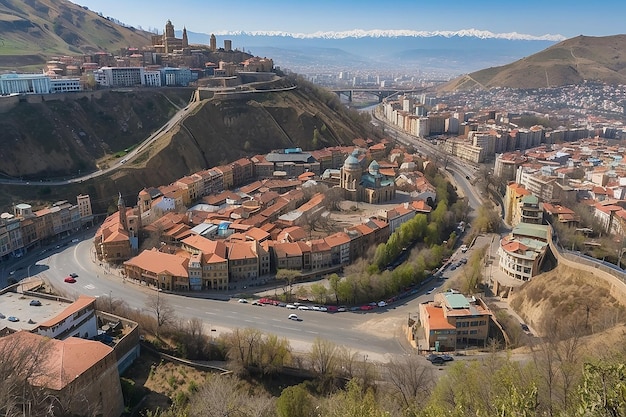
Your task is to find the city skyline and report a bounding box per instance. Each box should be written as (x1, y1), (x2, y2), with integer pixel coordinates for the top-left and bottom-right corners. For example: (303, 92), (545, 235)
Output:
(71, 0), (626, 40)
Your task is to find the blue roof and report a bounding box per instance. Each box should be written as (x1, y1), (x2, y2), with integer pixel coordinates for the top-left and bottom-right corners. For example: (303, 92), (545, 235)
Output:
(218, 222), (231, 230)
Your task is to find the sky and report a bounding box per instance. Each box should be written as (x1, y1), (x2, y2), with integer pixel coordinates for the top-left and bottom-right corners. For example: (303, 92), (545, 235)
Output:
(71, 0), (626, 39)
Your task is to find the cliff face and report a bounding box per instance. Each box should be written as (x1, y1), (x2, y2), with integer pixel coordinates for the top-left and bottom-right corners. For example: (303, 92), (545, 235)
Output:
(0, 79), (378, 213)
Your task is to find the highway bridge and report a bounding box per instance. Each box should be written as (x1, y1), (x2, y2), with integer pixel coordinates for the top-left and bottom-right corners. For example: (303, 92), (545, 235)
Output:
(330, 87), (428, 103)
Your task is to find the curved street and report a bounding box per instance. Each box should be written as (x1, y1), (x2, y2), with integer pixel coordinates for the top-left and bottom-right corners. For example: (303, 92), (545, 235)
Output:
(31, 233), (453, 362)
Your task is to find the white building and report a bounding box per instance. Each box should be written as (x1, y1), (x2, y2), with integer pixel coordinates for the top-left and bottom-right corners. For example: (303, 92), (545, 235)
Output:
(50, 78), (82, 93)
(0, 73), (51, 94)
(37, 295), (98, 340)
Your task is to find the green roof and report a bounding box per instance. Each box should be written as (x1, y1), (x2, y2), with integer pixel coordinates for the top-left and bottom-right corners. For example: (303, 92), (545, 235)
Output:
(445, 293), (470, 309)
(513, 223), (549, 240)
(521, 194), (539, 204)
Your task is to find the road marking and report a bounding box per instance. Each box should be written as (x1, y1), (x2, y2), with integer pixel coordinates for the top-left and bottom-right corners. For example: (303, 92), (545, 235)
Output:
(306, 330), (319, 334)
(84, 284), (95, 290)
(205, 312), (216, 315)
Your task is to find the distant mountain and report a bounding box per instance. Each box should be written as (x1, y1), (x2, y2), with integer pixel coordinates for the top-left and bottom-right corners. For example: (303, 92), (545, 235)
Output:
(440, 34), (626, 90)
(0, 0), (152, 69)
(186, 30), (560, 76)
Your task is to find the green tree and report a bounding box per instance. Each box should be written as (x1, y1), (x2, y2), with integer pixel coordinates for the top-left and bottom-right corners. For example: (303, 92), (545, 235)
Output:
(277, 385), (314, 417)
(328, 273), (341, 304)
(577, 362), (626, 417)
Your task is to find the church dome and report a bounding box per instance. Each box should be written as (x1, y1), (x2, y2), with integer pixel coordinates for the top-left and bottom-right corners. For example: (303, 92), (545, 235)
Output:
(368, 160), (380, 175)
(343, 152), (361, 170)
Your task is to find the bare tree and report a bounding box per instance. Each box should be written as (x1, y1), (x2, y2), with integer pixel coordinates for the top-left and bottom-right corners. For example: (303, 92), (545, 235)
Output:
(188, 373), (275, 417)
(145, 291), (176, 337)
(275, 269), (299, 301)
(309, 338), (339, 378)
(0, 334), (61, 417)
(384, 355), (435, 411)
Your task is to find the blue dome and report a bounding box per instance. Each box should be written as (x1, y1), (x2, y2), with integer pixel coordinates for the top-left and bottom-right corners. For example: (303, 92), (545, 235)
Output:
(343, 154), (360, 170)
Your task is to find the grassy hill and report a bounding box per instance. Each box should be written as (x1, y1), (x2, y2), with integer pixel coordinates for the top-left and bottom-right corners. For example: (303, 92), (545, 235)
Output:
(0, 0), (153, 69)
(439, 35), (626, 91)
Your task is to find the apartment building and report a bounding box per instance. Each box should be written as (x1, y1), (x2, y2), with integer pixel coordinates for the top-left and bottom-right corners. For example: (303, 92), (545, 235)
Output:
(419, 291), (493, 351)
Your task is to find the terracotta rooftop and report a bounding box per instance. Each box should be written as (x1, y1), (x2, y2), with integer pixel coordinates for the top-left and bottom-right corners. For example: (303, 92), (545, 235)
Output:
(39, 295), (97, 329)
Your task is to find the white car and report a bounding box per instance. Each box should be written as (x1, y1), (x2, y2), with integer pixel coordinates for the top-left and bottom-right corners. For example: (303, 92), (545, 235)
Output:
(378, 301), (387, 307)
(297, 305), (310, 311)
(238, 298), (248, 303)
(286, 304), (296, 309)
(288, 313), (301, 321)
(426, 288), (437, 295)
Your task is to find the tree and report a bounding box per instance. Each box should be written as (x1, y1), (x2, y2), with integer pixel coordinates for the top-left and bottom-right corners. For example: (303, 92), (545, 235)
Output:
(309, 338), (339, 378)
(276, 384), (315, 417)
(188, 374), (275, 417)
(385, 355), (435, 411)
(577, 362), (626, 417)
(145, 291), (175, 337)
(328, 273), (341, 304)
(276, 269), (300, 301)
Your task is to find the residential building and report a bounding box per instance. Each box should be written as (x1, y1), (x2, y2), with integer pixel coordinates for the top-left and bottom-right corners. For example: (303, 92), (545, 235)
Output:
(418, 291), (492, 351)
(124, 248), (190, 291)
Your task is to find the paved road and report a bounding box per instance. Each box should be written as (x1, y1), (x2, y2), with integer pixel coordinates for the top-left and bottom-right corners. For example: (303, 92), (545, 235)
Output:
(29, 233), (451, 362)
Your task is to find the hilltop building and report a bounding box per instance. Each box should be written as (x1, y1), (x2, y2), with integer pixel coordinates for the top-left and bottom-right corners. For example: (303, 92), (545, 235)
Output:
(151, 20), (189, 54)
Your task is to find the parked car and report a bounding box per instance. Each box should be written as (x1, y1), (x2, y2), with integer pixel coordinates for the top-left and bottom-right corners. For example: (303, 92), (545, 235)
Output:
(251, 301), (263, 306)
(69, 273), (79, 278)
(7, 316), (19, 322)
(0, 313), (5, 319)
(286, 304), (297, 309)
(521, 323), (530, 332)
(426, 287), (437, 295)
(237, 298), (248, 303)
(378, 301), (387, 307)
(64, 276), (76, 283)
(29, 300), (42, 306)
(337, 306), (347, 312)
(297, 305), (310, 311)
(426, 354), (446, 365)
(288, 313), (301, 321)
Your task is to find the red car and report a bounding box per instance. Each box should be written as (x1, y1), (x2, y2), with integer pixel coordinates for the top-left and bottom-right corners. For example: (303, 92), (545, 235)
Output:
(64, 276), (76, 283)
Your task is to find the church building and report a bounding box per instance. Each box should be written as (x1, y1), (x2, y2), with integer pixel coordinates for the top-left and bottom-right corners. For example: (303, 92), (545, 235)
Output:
(339, 150), (396, 204)
(151, 20), (189, 54)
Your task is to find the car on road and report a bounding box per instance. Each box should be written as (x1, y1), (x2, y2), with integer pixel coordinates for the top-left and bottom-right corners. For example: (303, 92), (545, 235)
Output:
(71, 238), (80, 243)
(29, 300), (42, 306)
(460, 258), (467, 264)
(521, 323), (530, 332)
(70, 273), (78, 278)
(297, 305), (310, 311)
(64, 276), (76, 283)
(237, 298), (248, 303)
(251, 301), (263, 306)
(426, 353), (452, 365)
(337, 306), (347, 312)
(426, 287), (437, 295)
(288, 313), (301, 321)
(286, 304), (296, 309)
(378, 301), (387, 307)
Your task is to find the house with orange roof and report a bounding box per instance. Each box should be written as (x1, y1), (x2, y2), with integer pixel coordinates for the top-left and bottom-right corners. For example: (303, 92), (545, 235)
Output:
(382, 203), (416, 233)
(94, 194), (135, 263)
(226, 240), (266, 283)
(418, 291), (492, 351)
(324, 232), (351, 266)
(542, 203), (579, 227)
(0, 331), (124, 417)
(277, 226), (308, 243)
(181, 236), (229, 290)
(409, 199), (432, 214)
(594, 203), (626, 236)
(124, 248), (190, 291)
(231, 157), (254, 187)
(307, 238), (332, 271)
(214, 164), (234, 189)
(272, 241), (304, 270)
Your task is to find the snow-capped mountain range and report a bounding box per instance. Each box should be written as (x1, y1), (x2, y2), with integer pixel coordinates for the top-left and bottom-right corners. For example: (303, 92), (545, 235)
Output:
(184, 29), (563, 77)
(209, 29), (566, 42)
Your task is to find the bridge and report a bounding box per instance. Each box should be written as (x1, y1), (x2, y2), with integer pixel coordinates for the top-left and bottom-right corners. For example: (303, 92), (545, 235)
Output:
(330, 87), (428, 103)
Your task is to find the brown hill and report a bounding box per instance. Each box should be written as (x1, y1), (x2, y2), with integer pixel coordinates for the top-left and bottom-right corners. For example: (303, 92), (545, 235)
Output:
(439, 35), (626, 91)
(509, 263), (626, 335)
(0, 76), (377, 213)
(0, 0), (153, 69)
